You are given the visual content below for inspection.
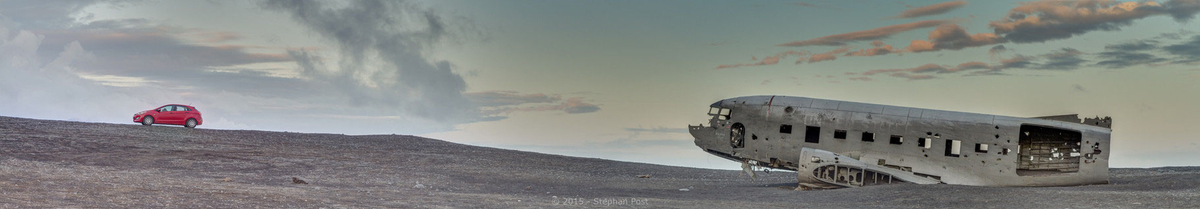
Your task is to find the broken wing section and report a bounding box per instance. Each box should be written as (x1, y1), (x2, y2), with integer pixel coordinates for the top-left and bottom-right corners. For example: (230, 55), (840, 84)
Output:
(796, 147), (941, 188)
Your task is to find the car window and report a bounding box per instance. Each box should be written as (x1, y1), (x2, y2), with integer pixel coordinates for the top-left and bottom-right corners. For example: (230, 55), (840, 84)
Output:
(178, 106), (190, 111)
(159, 106), (172, 112)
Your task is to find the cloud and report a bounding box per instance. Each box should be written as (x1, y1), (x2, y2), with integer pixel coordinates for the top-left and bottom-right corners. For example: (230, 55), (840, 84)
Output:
(263, 0), (478, 123)
(729, 0), (1200, 67)
(624, 127), (690, 134)
(940, 61), (990, 74)
(1074, 84), (1088, 92)
(1036, 48), (1087, 70)
(777, 19), (952, 47)
(905, 24), (1005, 52)
(463, 91), (558, 107)
(0, 27), (165, 123)
(893, 1), (967, 19)
(1095, 40), (1169, 68)
(716, 51), (807, 69)
(862, 63), (947, 76)
(804, 47), (848, 63)
(1164, 34), (1200, 63)
(989, 0), (1200, 43)
(844, 40), (896, 57)
(0, 0), (141, 29)
(193, 31), (241, 43)
(466, 91), (600, 115)
(561, 97), (601, 114)
(988, 45), (1008, 58)
(36, 21), (293, 76)
(847, 76), (872, 81)
(856, 48), (1086, 80)
(889, 72), (936, 80)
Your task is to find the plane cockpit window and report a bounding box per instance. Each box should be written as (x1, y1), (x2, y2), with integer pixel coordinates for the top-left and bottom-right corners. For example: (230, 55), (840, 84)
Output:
(708, 107), (732, 120)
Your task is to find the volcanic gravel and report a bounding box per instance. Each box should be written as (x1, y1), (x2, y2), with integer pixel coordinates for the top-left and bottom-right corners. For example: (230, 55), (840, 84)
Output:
(0, 116), (1197, 208)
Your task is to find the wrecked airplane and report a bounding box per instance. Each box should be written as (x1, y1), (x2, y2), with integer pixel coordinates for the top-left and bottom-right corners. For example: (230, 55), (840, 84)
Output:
(689, 95), (1112, 188)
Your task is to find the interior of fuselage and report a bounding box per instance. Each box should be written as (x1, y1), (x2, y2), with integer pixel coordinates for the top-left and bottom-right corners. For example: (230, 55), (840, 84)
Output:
(1017, 124), (1083, 176)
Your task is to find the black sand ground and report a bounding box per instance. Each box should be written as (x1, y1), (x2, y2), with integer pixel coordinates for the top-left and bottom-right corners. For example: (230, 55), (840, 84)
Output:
(0, 116), (1197, 208)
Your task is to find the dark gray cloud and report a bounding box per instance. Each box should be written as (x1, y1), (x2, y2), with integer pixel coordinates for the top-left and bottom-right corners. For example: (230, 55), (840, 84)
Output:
(990, 0), (1200, 43)
(858, 48), (1089, 80)
(1035, 48), (1087, 70)
(1106, 40), (1159, 51)
(262, 0), (476, 123)
(988, 45), (1007, 54)
(892, 1), (967, 19)
(1157, 30), (1194, 40)
(1164, 34), (1200, 63)
(1096, 41), (1168, 69)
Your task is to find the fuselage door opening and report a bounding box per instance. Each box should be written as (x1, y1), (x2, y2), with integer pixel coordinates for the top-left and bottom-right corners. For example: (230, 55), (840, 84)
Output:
(731, 123), (745, 148)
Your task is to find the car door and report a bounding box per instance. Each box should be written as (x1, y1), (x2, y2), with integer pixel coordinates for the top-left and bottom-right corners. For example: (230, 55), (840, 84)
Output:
(154, 106), (174, 123)
(176, 106), (193, 122)
(162, 105), (183, 124)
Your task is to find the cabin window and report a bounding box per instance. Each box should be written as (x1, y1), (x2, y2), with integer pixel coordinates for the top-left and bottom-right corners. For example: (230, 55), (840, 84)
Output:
(780, 125), (792, 134)
(918, 138), (931, 148)
(709, 107), (732, 120)
(945, 140), (962, 157)
(805, 126), (820, 143)
(975, 143), (989, 153)
(862, 132), (875, 142)
(834, 130), (847, 139)
(889, 135), (903, 144)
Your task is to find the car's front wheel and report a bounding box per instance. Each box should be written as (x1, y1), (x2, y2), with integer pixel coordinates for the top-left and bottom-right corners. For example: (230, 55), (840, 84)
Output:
(142, 116), (154, 126)
(185, 118), (197, 128)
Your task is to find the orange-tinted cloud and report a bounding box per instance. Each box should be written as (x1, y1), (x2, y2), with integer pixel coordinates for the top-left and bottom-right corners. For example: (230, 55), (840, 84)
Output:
(778, 19), (952, 47)
(804, 47), (849, 63)
(990, 0), (1200, 43)
(716, 51), (807, 69)
(893, 1), (968, 19)
(196, 31), (241, 43)
(844, 40), (896, 57)
(905, 24), (1004, 52)
(890, 72), (935, 80)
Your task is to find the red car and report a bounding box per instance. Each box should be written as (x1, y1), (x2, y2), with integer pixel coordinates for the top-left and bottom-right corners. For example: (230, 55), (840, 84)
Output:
(134, 104), (203, 128)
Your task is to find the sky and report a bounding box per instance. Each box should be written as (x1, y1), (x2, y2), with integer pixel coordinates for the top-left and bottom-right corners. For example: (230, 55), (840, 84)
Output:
(2, 0), (1198, 170)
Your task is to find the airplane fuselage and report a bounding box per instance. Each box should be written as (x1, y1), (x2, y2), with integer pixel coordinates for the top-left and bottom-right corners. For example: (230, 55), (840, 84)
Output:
(689, 95), (1111, 187)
